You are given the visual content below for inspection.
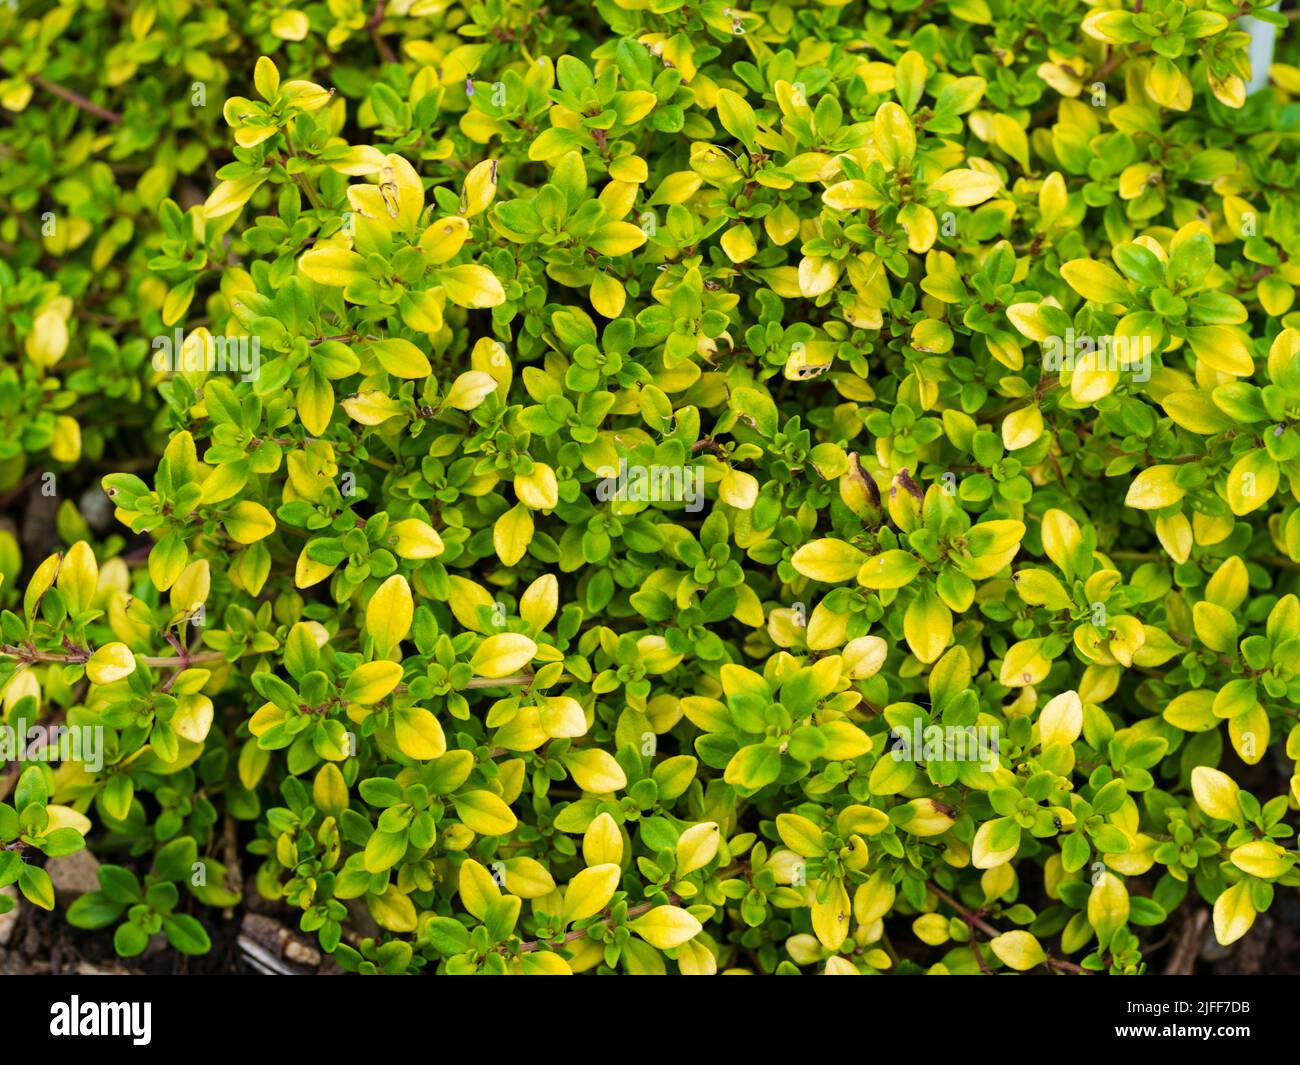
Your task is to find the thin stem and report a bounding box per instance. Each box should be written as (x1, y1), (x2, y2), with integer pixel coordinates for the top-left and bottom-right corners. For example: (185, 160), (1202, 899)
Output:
(928, 882), (1090, 975)
(366, 1), (397, 64)
(1092, 47), (1128, 84)
(1, 644), (225, 669)
(280, 142), (326, 212)
(31, 75), (123, 124)
(463, 673), (572, 690)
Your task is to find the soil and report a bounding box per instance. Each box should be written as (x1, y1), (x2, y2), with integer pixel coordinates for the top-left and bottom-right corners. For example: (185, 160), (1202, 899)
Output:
(1, 898), (255, 975)
(4, 863), (1298, 975)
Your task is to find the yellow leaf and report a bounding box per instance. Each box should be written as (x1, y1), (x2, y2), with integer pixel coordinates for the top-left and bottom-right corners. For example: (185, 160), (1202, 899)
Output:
(170, 560), (210, 617)
(1146, 56), (1192, 111)
(453, 790), (518, 836)
(798, 255), (841, 296)
(811, 880), (851, 951)
(394, 706), (446, 760)
(1188, 325), (1253, 377)
(440, 264), (505, 308)
(270, 10), (309, 41)
(502, 857), (555, 899)
(1229, 703), (1268, 765)
(86, 642), (136, 685)
(328, 145), (388, 176)
(461, 159), (498, 218)
(776, 813), (825, 857)
(1162, 390), (1237, 435)
(299, 245), (366, 286)
(1087, 871), (1129, 947)
(563, 863), (621, 922)
(930, 168), (1002, 207)
(842, 635), (888, 678)
(43, 805), (91, 836)
(343, 660), (403, 704)
(563, 748), (627, 793)
(389, 519), (444, 559)
(874, 101), (916, 169)
(1205, 556), (1248, 611)
(678, 938), (719, 975)
(675, 822), (720, 875)
(493, 503), (533, 565)
(989, 930), (1046, 971)
(342, 389), (403, 425)
(25, 303), (70, 366)
(470, 633), (537, 678)
(458, 859), (502, 920)
(1061, 259), (1130, 303)
(791, 539), (867, 582)
(1193, 601), (1236, 653)
(1163, 690), (1218, 732)
(583, 812), (624, 866)
(904, 589), (952, 664)
(1226, 451), (1279, 516)
(515, 463), (559, 510)
(313, 764), (349, 816)
(224, 501), (276, 543)
(1212, 880), (1255, 946)
(420, 216), (470, 263)
(1192, 765), (1243, 822)
(203, 175), (267, 220)
(901, 798), (955, 836)
(1001, 405), (1043, 451)
(590, 273), (626, 318)
(630, 905), (703, 949)
(1125, 465), (1186, 510)
(400, 287), (446, 334)
(1155, 513), (1193, 565)
(370, 338), (432, 379)
(1230, 840), (1291, 880)
(50, 416), (81, 462)
(367, 574), (413, 656)
(367, 884), (417, 932)
(823, 180), (882, 211)
(57, 541), (98, 616)
(720, 224), (757, 263)
(1040, 508), (1082, 575)
(445, 370), (498, 411)
(1000, 639), (1052, 686)
(822, 721), (872, 759)
(297, 371), (333, 435)
(518, 951), (573, 975)
(589, 221), (647, 257)
(1039, 690), (1083, 747)
(972, 819), (1019, 869)
(174, 694), (214, 743)
(719, 468), (758, 509)
(520, 574), (558, 632)
(249, 703), (286, 738)
(540, 695), (587, 738)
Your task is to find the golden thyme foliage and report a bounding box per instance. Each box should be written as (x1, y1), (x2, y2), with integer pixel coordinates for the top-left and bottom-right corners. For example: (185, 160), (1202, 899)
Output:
(2, 0), (1300, 974)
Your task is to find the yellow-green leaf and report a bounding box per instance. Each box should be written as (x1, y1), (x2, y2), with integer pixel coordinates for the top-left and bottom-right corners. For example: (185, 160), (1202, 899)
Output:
(453, 790), (518, 836)
(563, 863), (621, 922)
(367, 574), (413, 656)
(470, 633), (537, 678)
(989, 930), (1046, 971)
(394, 706), (446, 760)
(1212, 880), (1256, 946)
(629, 905), (703, 949)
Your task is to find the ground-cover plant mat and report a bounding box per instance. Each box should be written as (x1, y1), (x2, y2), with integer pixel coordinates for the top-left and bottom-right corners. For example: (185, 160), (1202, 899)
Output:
(2, 0), (1300, 975)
